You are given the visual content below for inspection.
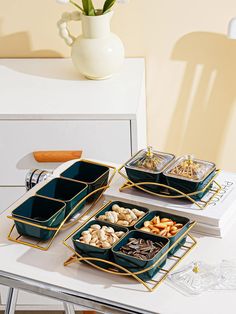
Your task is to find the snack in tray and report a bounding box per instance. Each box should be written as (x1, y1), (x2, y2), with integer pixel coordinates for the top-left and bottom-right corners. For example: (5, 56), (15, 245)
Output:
(169, 155), (205, 180)
(119, 238), (165, 260)
(126, 146), (175, 174)
(136, 146), (166, 171)
(77, 224), (125, 248)
(97, 203), (145, 226)
(140, 216), (183, 238)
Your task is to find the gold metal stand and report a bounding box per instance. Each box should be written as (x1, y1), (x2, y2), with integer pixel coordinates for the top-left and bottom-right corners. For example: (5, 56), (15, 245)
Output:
(7, 161), (116, 251)
(118, 164), (222, 210)
(63, 202), (197, 292)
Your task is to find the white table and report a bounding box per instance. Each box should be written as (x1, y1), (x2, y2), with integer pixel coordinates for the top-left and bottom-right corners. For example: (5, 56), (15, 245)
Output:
(0, 167), (236, 314)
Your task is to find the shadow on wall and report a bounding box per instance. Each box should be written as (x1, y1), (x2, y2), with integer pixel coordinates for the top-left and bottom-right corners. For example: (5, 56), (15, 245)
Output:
(0, 17), (61, 57)
(0, 20), (86, 80)
(166, 32), (236, 163)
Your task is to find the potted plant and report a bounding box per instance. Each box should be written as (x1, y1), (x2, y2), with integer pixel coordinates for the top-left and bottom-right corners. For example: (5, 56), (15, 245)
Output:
(57, 0), (125, 79)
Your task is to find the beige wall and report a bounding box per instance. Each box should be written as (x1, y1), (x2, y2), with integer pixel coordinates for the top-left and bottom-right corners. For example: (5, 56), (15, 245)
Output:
(1, 0), (236, 171)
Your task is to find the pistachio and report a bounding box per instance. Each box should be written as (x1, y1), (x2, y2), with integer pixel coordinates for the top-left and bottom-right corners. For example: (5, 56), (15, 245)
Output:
(77, 224), (125, 249)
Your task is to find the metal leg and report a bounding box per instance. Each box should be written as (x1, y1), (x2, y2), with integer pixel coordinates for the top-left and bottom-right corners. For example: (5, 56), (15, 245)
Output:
(4, 288), (18, 314)
(64, 302), (76, 314)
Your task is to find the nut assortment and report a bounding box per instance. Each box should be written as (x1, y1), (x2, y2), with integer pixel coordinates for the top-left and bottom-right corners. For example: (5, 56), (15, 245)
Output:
(77, 224), (125, 249)
(140, 216), (183, 238)
(97, 204), (145, 226)
(119, 238), (165, 260)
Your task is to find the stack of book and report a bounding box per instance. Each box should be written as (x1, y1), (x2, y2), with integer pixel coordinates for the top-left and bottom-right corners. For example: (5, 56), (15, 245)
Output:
(104, 171), (236, 237)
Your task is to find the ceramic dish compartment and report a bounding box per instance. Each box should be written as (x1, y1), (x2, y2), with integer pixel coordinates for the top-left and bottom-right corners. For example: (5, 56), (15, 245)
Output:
(61, 160), (109, 202)
(12, 196), (66, 241)
(36, 177), (88, 218)
(164, 155), (216, 199)
(95, 201), (149, 230)
(134, 210), (190, 255)
(125, 147), (175, 193)
(72, 220), (128, 269)
(112, 230), (169, 281)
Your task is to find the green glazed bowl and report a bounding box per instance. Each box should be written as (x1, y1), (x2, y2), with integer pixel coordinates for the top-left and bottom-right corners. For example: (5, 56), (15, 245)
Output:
(12, 196), (66, 241)
(61, 160), (109, 202)
(36, 178), (88, 218)
(72, 220), (128, 269)
(125, 149), (175, 193)
(112, 230), (169, 281)
(95, 200), (149, 230)
(164, 156), (216, 200)
(135, 210), (190, 255)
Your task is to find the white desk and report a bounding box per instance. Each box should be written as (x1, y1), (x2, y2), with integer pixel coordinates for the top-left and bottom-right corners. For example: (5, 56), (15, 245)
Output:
(0, 165), (236, 314)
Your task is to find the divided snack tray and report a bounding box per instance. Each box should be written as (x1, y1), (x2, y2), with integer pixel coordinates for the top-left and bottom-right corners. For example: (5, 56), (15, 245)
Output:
(7, 159), (116, 250)
(63, 200), (197, 291)
(119, 148), (221, 209)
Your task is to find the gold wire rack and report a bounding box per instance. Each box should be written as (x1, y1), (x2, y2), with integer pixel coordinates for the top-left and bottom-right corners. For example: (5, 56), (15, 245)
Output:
(7, 160), (117, 251)
(118, 162), (222, 210)
(63, 201), (197, 292)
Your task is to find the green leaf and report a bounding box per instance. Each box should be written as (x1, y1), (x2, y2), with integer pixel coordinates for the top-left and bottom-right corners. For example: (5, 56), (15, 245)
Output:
(70, 0), (84, 12)
(103, 0), (116, 14)
(82, 0), (96, 16)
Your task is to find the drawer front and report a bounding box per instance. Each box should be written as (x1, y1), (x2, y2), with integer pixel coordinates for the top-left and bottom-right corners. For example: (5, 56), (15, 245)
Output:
(0, 120), (131, 185)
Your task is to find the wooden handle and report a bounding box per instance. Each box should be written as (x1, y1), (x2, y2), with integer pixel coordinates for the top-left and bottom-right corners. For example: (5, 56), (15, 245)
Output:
(33, 150), (83, 163)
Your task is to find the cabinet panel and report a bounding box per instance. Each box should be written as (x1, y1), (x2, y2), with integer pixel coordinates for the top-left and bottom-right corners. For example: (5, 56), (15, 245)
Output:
(0, 120), (131, 185)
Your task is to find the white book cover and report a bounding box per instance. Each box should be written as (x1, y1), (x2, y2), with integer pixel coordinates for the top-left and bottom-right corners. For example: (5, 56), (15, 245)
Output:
(105, 171), (236, 227)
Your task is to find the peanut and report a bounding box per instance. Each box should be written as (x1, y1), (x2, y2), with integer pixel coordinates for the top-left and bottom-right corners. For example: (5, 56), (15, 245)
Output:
(97, 204), (145, 226)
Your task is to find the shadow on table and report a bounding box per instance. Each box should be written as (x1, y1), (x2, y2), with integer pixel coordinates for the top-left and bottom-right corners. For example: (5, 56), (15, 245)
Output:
(16, 240), (153, 292)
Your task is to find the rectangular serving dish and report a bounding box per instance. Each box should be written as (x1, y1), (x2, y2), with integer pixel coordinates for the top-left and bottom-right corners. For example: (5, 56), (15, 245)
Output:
(72, 220), (128, 269)
(164, 156), (216, 199)
(125, 149), (175, 193)
(134, 210), (190, 255)
(61, 160), (110, 202)
(95, 200), (149, 229)
(36, 177), (88, 218)
(12, 195), (66, 241)
(112, 230), (169, 281)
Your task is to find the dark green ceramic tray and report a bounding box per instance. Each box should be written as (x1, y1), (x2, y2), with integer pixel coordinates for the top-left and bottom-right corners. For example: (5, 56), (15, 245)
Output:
(72, 220), (128, 269)
(135, 210), (190, 255)
(95, 200), (149, 230)
(125, 150), (175, 193)
(164, 170), (216, 201)
(12, 196), (66, 241)
(36, 178), (88, 218)
(112, 230), (169, 281)
(61, 160), (109, 202)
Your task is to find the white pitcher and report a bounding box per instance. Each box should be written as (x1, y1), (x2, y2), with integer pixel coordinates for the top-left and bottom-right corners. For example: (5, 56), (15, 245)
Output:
(57, 11), (124, 79)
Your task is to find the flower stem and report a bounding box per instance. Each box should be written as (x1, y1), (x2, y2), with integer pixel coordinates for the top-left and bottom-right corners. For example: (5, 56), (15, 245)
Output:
(69, 0), (84, 12)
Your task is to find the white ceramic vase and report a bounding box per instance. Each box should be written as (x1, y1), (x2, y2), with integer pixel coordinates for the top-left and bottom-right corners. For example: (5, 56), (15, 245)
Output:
(57, 11), (124, 80)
